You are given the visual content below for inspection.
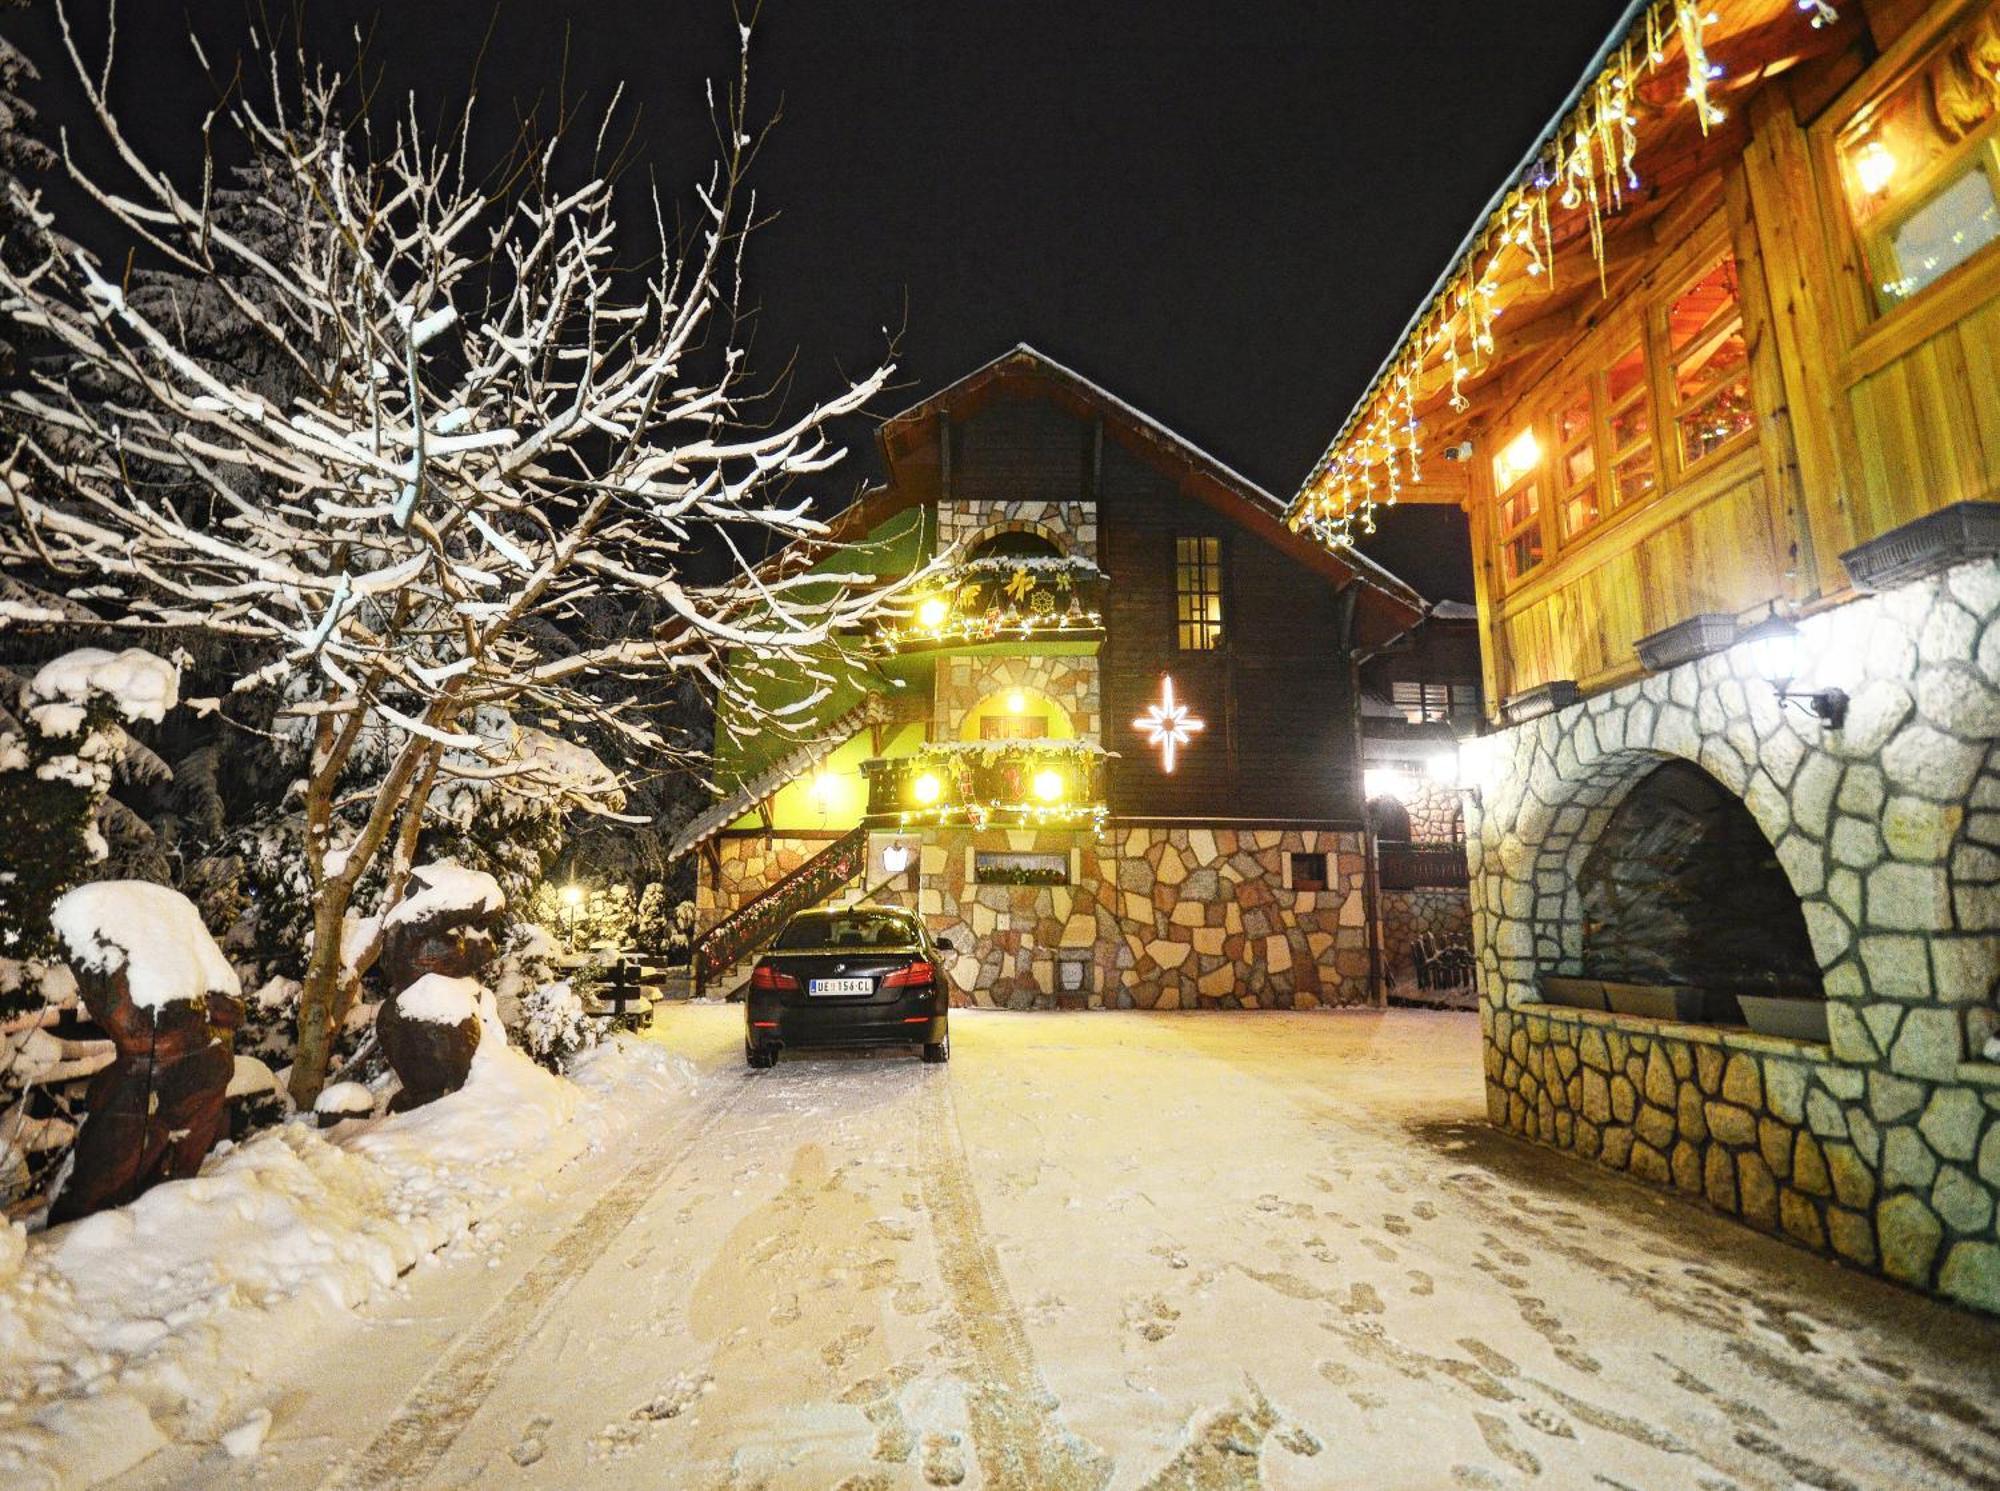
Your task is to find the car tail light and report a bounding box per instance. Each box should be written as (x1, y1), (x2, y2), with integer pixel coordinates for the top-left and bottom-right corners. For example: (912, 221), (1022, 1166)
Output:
(751, 963), (800, 992)
(881, 959), (935, 989)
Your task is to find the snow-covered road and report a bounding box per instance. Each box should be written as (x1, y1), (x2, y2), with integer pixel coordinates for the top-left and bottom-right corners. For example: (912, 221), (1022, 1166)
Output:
(113, 1006), (2000, 1490)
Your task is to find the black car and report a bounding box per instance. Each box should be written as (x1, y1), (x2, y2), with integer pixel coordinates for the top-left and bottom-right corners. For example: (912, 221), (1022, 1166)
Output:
(744, 905), (954, 1068)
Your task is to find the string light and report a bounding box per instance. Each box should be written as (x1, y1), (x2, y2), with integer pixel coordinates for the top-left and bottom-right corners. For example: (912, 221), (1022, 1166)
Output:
(1289, 0), (1838, 548)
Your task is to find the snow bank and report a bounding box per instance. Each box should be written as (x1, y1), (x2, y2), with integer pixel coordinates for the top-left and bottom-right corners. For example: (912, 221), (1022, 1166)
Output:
(0, 1036), (697, 1490)
(48, 882), (241, 1012)
(27, 648), (179, 725)
(383, 863), (504, 929)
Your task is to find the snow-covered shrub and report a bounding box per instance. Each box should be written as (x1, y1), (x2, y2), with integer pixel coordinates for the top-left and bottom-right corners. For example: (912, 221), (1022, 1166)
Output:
(0, 958), (103, 1210)
(0, 648), (179, 956)
(634, 885), (698, 964)
(517, 980), (602, 1074)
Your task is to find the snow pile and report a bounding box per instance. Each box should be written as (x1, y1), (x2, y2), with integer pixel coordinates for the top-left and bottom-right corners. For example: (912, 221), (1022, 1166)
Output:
(519, 979), (601, 1071)
(27, 648), (179, 726)
(48, 882), (241, 1011)
(395, 972), (480, 1026)
(383, 863), (504, 928)
(0, 1034), (698, 1490)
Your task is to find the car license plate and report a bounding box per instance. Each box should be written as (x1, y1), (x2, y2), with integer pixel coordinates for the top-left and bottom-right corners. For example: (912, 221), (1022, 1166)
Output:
(809, 977), (874, 997)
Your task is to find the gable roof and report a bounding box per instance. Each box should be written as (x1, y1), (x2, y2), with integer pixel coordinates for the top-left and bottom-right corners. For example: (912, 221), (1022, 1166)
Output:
(878, 344), (1428, 638)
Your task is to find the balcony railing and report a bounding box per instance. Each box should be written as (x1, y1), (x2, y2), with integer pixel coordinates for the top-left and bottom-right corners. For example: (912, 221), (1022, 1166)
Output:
(862, 741), (1108, 828)
(1377, 842), (1470, 890)
(866, 556), (1106, 656)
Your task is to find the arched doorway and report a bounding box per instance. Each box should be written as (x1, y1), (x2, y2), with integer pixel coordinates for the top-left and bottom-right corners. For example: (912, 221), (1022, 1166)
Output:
(1577, 759), (1823, 999)
(965, 529), (1064, 562)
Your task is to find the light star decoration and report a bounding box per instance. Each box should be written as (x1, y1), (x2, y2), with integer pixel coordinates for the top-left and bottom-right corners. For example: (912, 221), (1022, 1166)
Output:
(1134, 675), (1204, 773)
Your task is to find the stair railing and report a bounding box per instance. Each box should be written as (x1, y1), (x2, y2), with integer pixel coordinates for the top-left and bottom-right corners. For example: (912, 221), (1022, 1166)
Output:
(692, 825), (870, 994)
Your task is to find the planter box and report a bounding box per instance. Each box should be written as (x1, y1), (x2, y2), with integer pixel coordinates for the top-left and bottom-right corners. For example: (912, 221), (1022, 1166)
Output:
(1501, 680), (1581, 725)
(1839, 502), (2000, 592)
(1540, 976), (1607, 1011)
(1602, 982), (1705, 1022)
(1635, 613), (1737, 672)
(1738, 995), (1830, 1044)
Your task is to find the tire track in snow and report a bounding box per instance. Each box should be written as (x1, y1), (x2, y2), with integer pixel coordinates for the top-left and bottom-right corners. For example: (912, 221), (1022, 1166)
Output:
(317, 1071), (757, 1491)
(918, 1072), (1113, 1491)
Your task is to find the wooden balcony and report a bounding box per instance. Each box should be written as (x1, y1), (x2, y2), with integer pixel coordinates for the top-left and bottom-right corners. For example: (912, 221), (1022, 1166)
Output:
(865, 557), (1105, 658)
(861, 741), (1108, 829)
(1377, 842), (1469, 891)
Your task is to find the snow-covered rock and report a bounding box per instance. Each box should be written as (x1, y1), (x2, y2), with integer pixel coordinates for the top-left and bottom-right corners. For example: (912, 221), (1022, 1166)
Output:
(395, 973), (480, 1026)
(312, 1081), (374, 1120)
(48, 882), (240, 1012)
(383, 864), (505, 929)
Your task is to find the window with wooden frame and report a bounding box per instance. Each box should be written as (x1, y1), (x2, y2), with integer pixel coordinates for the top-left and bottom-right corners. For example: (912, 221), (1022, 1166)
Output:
(1834, 3), (2000, 317)
(1174, 535), (1224, 650)
(1665, 255), (1755, 471)
(1491, 426), (1545, 583)
(1554, 388), (1600, 539)
(1602, 338), (1657, 510)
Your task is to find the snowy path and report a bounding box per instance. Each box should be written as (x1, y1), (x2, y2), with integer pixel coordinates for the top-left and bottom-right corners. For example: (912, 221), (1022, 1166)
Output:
(112, 1007), (2000, 1490)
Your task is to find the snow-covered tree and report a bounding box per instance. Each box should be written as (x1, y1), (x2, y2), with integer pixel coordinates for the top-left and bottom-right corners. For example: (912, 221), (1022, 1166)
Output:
(0, 9), (927, 1103)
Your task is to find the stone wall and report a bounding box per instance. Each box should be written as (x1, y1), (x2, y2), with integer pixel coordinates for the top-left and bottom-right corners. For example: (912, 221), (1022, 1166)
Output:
(1381, 888), (1474, 989)
(872, 825), (1370, 1010)
(1465, 557), (2000, 1313)
(935, 653), (1101, 742)
(695, 835), (840, 934)
(937, 498), (1098, 564)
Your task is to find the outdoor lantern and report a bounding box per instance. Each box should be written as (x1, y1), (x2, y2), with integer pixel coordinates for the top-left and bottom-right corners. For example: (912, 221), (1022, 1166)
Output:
(913, 771), (943, 806)
(1741, 613), (1847, 729)
(560, 883), (584, 909)
(1852, 137), (1898, 195)
(882, 842), (912, 875)
(1007, 690), (1028, 714)
(1425, 748), (1459, 788)
(917, 596), (949, 630)
(1032, 768), (1065, 803)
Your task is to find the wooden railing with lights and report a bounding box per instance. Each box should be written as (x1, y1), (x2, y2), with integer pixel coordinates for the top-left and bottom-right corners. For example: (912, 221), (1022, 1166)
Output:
(691, 825), (870, 995)
(861, 742), (1108, 828)
(865, 557), (1106, 656)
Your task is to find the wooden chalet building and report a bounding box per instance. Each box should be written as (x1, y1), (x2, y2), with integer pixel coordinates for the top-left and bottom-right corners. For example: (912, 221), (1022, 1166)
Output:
(1287, 0), (2000, 1312)
(679, 346), (1427, 1010)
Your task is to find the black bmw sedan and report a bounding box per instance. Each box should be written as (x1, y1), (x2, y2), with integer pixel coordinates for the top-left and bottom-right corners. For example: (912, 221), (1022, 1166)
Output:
(744, 905), (954, 1068)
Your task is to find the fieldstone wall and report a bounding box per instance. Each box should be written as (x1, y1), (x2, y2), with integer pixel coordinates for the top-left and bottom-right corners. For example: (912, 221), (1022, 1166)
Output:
(1381, 888), (1474, 987)
(872, 825), (1370, 1010)
(936, 653), (1101, 742)
(1465, 557), (2000, 1313)
(937, 498), (1098, 564)
(695, 835), (840, 934)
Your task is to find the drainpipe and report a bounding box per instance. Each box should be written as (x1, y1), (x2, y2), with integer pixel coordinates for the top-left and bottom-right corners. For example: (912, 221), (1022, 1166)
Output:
(1344, 596), (1436, 1010)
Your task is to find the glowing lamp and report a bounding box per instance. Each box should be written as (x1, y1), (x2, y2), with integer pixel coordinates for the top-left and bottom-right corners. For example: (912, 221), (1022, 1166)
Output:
(1853, 138), (1898, 196)
(1031, 768), (1064, 802)
(1363, 767), (1416, 803)
(1425, 749), (1459, 788)
(560, 883), (584, 908)
(912, 771), (943, 806)
(882, 842), (912, 875)
(917, 596), (949, 630)
(1007, 690), (1027, 714)
(1741, 612), (1846, 730)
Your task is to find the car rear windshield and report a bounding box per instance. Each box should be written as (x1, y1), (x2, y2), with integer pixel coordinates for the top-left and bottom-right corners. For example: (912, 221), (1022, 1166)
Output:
(774, 910), (920, 951)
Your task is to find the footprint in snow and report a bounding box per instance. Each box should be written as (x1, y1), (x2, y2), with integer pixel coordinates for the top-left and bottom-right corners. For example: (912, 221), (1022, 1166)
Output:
(509, 1415), (552, 1467)
(921, 1430), (967, 1485)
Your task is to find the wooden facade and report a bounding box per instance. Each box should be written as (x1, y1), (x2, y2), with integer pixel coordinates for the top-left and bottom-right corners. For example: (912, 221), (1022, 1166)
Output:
(1294, 0), (2000, 717)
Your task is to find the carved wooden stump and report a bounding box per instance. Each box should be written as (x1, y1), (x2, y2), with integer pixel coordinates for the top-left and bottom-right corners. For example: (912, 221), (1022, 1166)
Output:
(377, 867), (505, 1111)
(50, 973), (242, 1226)
(377, 984), (481, 1112)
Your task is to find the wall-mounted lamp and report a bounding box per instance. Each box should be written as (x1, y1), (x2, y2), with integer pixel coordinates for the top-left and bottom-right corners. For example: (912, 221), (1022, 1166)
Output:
(1741, 614), (1846, 729)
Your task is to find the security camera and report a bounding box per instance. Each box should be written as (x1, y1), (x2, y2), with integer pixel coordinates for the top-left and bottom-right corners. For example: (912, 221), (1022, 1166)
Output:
(1441, 441), (1474, 462)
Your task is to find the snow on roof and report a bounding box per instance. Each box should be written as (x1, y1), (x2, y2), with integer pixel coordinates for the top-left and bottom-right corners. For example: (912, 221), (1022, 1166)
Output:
(383, 864), (505, 929)
(50, 881), (241, 1011)
(28, 648), (179, 725)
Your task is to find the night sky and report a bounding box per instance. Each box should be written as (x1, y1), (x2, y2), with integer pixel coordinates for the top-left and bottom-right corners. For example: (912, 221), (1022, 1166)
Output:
(9, 0), (1635, 601)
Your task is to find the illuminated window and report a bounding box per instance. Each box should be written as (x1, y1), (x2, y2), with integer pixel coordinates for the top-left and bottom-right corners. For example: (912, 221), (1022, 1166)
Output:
(1603, 340), (1656, 508)
(1492, 425), (1544, 584)
(1555, 390), (1600, 538)
(1175, 535), (1223, 650)
(1838, 8), (2000, 315)
(980, 714), (1046, 740)
(1391, 680), (1479, 723)
(1668, 256), (1755, 469)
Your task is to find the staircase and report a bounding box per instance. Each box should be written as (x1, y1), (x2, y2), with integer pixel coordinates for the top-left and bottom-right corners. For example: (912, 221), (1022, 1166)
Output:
(692, 826), (870, 998)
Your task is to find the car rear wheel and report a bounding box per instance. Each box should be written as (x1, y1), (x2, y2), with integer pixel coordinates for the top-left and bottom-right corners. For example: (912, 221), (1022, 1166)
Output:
(922, 1034), (950, 1064)
(746, 1039), (777, 1069)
